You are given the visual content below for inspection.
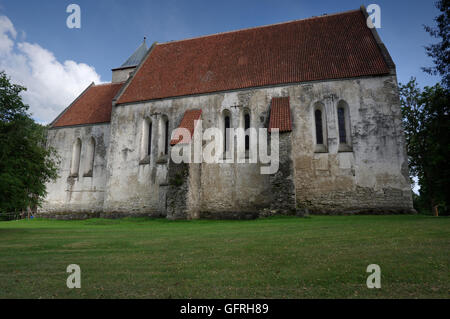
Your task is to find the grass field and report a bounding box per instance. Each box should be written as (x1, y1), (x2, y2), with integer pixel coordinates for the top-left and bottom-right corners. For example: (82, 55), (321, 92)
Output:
(0, 215), (448, 299)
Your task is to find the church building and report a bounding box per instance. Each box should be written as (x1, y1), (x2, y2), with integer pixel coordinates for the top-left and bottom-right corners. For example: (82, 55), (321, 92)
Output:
(39, 7), (415, 219)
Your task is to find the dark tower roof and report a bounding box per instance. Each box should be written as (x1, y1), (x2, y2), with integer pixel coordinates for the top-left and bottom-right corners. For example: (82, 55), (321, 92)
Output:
(118, 39), (148, 69)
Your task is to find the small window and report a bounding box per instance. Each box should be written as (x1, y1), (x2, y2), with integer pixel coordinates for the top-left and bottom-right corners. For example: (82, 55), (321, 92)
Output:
(313, 102), (327, 152)
(70, 138), (82, 177)
(224, 114), (230, 153)
(337, 107), (346, 144)
(84, 137), (95, 177)
(164, 119), (169, 155)
(140, 118), (152, 163)
(244, 113), (250, 151)
(147, 122), (152, 156)
(337, 100), (352, 151)
(315, 109), (324, 145)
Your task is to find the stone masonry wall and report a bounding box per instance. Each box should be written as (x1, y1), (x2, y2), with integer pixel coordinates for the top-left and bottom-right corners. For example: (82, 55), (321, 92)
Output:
(42, 74), (414, 218)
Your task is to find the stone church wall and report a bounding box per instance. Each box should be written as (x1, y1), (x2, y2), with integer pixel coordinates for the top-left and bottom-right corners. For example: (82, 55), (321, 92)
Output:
(38, 123), (110, 218)
(41, 74), (414, 218)
(288, 75), (414, 214)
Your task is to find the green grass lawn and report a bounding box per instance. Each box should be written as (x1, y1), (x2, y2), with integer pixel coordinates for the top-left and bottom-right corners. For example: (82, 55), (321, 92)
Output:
(0, 215), (448, 299)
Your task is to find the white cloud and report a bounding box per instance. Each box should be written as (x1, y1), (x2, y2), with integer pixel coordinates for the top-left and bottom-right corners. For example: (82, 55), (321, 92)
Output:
(0, 15), (102, 123)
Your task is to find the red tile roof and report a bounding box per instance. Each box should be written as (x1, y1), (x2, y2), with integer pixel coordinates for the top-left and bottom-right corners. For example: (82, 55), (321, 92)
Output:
(52, 82), (124, 127)
(170, 109), (202, 145)
(269, 97), (292, 133)
(117, 9), (390, 104)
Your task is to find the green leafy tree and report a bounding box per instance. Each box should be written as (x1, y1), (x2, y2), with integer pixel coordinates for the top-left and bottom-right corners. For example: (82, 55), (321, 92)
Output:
(422, 0), (449, 88)
(399, 78), (450, 214)
(0, 71), (59, 219)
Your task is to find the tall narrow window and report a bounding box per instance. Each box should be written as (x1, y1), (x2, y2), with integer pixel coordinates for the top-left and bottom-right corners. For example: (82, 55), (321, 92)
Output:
(140, 118), (152, 163)
(313, 102), (327, 152)
(337, 107), (347, 144)
(337, 100), (351, 152)
(164, 119), (169, 155)
(84, 137), (95, 177)
(70, 138), (82, 177)
(244, 113), (250, 151)
(224, 114), (230, 154)
(315, 109), (323, 145)
(148, 122), (152, 156)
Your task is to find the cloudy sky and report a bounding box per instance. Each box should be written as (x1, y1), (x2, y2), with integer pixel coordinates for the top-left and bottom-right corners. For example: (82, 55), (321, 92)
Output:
(0, 0), (442, 124)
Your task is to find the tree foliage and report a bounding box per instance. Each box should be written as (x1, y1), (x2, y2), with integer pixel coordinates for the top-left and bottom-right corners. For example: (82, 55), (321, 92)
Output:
(0, 71), (59, 218)
(423, 0), (449, 88)
(399, 78), (450, 214)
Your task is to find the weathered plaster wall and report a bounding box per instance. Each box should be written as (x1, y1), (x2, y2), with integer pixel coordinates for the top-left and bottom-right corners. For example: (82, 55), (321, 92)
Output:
(102, 101), (171, 216)
(288, 75), (413, 213)
(104, 74), (412, 217)
(42, 74), (413, 218)
(112, 67), (135, 83)
(104, 88), (277, 217)
(38, 123), (110, 218)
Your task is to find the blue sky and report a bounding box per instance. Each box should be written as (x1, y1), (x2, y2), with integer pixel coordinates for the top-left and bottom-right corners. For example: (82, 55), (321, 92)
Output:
(0, 0), (442, 123)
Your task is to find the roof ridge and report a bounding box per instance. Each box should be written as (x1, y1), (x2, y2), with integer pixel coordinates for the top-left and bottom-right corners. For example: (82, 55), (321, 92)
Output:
(158, 8), (360, 46)
(93, 81), (125, 87)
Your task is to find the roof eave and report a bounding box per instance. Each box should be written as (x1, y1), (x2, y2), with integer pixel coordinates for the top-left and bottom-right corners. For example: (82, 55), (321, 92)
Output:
(359, 5), (396, 75)
(111, 65), (137, 71)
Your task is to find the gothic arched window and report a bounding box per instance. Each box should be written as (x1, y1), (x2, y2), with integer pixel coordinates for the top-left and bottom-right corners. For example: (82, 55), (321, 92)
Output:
(70, 138), (82, 177)
(337, 100), (352, 151)
(244, 112), (250, 151)
(140, 118), (152, 163)
(337, 107), (346, 144)
(148, 121), (152, 156)
(84, 137), (95, 177)
(164, 118), (169, 155)
(315, 109), (324, 145)
(313, 102), (327, 152)
(223, 111), (231, 155)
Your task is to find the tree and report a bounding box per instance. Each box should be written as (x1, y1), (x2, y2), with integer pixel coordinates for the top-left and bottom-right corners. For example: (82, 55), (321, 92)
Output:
(423, 0), (449, 88)
(0, 71), (59, 219)
(399, 78), (450, 214)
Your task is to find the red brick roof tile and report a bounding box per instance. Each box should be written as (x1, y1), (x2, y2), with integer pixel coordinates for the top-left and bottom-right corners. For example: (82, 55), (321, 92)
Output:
(117, 9), (390, 104)
(170, 109), (202, 145)
(269, 97), (292, 133)
(52, 82), (124, 127)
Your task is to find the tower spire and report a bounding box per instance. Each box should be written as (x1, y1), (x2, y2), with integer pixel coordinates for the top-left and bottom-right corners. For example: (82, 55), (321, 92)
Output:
(117, 40), (149, 69)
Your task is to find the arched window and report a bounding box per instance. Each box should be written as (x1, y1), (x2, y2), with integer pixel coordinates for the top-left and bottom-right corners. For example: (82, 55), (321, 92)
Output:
(148, 122), (152, 156)
(70, 138), (82, 177)
(159, 115), (169, 156)
(337, 107), (346, 144)
(337, 100), (352, 151)
(244, 112), (250, 151)
(140, 118), (152, 162)
(84, 137), (95, 177)
(223, 111), (231, 154)
(313, 102), (327, 152)
(315, 109), (324, 145)
(164, 119), (169, 155)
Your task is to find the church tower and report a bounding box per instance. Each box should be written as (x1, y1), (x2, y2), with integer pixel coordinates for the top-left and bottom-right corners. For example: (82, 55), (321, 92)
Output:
(111, 38), (148, 83)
